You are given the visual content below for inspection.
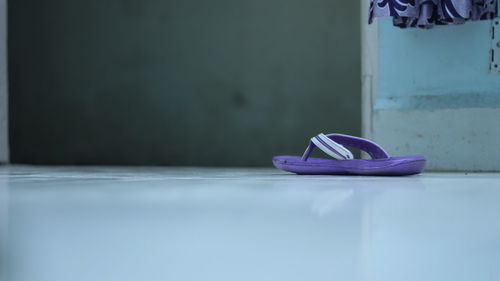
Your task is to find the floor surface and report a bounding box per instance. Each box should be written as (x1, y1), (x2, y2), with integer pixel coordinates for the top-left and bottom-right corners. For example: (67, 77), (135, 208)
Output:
(1, 166), (500, 281)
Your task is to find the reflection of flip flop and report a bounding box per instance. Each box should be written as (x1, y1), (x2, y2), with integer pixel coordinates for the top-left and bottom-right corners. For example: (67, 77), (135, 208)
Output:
(273, 133), (426, 176)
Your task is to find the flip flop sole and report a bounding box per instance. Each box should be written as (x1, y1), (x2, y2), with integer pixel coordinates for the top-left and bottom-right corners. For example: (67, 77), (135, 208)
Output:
(273, 155), (426, 176)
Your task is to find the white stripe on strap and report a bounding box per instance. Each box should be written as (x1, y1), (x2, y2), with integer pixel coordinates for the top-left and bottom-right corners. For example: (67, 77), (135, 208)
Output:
(311, 133), (354, 160)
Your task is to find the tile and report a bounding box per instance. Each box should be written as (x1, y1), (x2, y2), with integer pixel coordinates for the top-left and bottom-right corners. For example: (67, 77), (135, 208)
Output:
(1, 166), (499, 281)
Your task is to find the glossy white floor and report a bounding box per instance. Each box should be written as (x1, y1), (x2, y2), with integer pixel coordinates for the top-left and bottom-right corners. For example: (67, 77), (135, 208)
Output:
(1, 165), (499, 281)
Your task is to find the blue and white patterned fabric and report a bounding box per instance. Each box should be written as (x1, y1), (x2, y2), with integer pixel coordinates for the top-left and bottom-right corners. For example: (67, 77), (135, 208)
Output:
(369, 0), (498, 28)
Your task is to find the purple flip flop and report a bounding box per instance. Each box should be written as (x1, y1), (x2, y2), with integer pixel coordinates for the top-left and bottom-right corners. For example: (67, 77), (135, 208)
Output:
(273, 133), (426, 176)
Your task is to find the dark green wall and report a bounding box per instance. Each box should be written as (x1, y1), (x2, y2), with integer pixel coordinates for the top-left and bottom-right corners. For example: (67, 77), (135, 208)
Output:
(9, 0), (360, 166)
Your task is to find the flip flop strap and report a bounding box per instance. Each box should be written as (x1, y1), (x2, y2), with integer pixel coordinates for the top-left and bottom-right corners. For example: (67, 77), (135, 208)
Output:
(301, 133), (389, 161)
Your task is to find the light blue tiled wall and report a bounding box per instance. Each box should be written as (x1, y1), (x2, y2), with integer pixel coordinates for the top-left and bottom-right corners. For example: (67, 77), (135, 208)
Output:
(372, 18), (500, 171)
(377, 19), (500, 110)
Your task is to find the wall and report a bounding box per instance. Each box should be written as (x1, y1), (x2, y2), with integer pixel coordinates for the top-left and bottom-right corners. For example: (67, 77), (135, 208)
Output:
(371, 18), (500, 171)
(9, 0), (360, 166)
(0, 0), (7, 163)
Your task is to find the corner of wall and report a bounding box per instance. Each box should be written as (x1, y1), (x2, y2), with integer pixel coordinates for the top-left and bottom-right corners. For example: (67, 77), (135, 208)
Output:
(0, 0), (8, 164)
